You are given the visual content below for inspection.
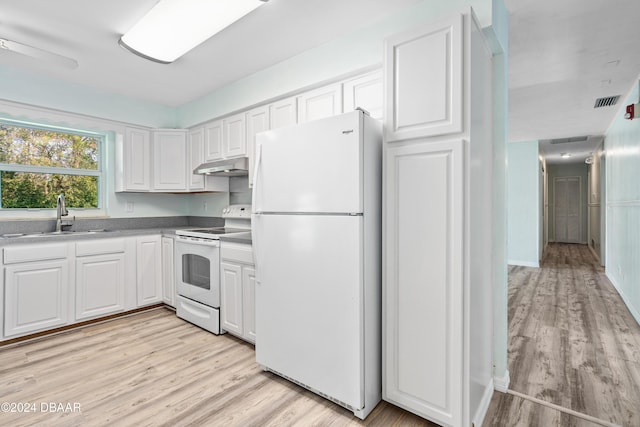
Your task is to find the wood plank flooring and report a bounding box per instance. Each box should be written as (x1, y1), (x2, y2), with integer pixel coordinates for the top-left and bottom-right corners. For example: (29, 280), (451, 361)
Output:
(3, 243), (639, 426)
(0, 308), (435, 427)
(485, 243), (640, 427)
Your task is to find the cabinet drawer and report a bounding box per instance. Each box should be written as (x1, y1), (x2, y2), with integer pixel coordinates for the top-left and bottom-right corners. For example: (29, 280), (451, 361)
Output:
(3, 243), (68, 264)
(220, 243), (254, 264)
(76, 238), (126, 256)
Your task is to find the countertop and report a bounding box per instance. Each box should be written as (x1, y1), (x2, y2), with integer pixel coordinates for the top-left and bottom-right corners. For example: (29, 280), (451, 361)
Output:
(0, 227), (253, 246)
(219, 231), (252, 244)
(0, 227), (190, 246)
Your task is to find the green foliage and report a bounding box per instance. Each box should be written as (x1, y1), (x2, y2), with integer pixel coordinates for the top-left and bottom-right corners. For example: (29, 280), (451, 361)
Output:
(0, 124), (100, 209)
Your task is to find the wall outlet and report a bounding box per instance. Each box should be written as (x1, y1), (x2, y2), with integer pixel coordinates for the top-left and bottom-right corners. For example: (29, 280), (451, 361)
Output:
(125, 201), (134, 213)
(203, 201), (208, 211)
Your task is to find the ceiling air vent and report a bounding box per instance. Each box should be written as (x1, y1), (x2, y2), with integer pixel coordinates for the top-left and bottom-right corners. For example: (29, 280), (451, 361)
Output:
(594, 95), (620, 108)
(550, 136), (588, 144)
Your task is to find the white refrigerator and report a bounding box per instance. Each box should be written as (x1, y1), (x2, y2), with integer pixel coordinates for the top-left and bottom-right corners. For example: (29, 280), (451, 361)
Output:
(252, 109), (382, 419)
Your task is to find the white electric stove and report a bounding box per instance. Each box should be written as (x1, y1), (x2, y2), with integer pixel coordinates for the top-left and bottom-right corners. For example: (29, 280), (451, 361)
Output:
(174, 204), (251, 333)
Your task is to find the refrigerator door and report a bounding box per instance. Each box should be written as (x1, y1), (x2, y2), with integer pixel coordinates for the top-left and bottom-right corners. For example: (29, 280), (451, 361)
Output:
(253, 213), (364, 409)
(253, 110), (363, 214)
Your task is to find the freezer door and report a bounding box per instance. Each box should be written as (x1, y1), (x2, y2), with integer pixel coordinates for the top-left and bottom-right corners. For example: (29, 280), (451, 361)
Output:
(253, 214), (364, 409)
(253, 111), (363, 214)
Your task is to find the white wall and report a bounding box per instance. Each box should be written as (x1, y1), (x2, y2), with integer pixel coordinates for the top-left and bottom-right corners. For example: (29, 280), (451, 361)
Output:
(507, 141), (541, 267)
(604, 77), (640, 324)
(0, 66), (175, 128)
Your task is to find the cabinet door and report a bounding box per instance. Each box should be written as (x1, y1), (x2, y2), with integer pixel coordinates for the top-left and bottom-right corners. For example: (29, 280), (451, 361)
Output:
(384, 14), (463, 141)
(4, 260), (69, 337)
(137, 235), (162, 306)
(297, 83), (342, 123)
(220, 261), (243, 336)
(153, 130), (187, 191)
(76, 253), (126, 320)
(243, 266), (256, 344)
(384, 139), (464, 426)
(343, 70), (383, 120)
(124, 127), (151, 191)
(246, 106), (270, 188)
(188, 127), (205, 191)
(269, 97), (297, 129)
(205, 120), (224, 161)
(161, 237), (175, 307)
(223, 113), (247, 158)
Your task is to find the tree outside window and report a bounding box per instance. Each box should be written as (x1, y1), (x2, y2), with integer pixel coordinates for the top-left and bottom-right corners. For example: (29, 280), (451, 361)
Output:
(0, 123), (102, 209)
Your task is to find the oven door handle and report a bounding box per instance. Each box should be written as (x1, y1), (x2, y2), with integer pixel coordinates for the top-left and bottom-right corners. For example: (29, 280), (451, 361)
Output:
(176, 237), (220, 247)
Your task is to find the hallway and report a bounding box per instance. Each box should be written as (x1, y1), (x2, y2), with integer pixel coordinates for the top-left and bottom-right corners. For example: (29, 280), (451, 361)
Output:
(485, 243), (640, 426)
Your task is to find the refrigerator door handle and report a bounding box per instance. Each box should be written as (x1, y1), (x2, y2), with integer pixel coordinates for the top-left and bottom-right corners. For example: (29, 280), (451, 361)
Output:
(252, 141), (263, 214)
(251, 213), (261, 281)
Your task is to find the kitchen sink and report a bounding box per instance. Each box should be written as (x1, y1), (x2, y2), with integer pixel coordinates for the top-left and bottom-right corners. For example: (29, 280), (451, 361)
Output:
(1, 229), (111, 239)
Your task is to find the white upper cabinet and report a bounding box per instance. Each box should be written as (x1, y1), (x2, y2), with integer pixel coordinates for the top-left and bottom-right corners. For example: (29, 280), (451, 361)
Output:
(188, 127), (205, 191)
(205, 120), (224, 161)
(246, 105), (270, 188)
(123, 127), (151, 191)
(153, 130), (187, 191)
(269, 96), (297, 129)
(223, 112), (247, 158)
(384, 14), (463, 141)
(297, 83), (342, 124)
(342, 70), (383, 120)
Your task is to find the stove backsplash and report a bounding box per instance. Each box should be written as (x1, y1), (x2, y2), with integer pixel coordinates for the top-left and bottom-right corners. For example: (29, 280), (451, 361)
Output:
(229, 176), (252, 206)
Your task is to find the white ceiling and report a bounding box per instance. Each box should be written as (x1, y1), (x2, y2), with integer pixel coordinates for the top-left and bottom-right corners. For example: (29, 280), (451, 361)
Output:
(0, 0), (419, 107)
(1, 0), (639, 165)
(504, 0), (640, 164)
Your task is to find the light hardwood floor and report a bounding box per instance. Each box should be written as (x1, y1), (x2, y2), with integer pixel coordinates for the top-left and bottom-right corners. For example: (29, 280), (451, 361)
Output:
(484, 243), (640, 427)
(3, 243), (639, 426)
(0, 308), (436, 427)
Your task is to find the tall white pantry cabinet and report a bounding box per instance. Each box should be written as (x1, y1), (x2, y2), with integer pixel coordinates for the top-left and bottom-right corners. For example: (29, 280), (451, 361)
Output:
(382, 8), (495, 427)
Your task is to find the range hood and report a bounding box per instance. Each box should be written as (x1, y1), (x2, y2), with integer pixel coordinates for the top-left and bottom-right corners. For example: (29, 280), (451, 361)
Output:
(193, 157), (248, 177)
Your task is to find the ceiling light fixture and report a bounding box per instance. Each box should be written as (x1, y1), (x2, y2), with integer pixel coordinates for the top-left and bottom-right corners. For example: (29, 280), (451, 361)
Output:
(119, 0), (269, 64)
(560, 153), (572, 158)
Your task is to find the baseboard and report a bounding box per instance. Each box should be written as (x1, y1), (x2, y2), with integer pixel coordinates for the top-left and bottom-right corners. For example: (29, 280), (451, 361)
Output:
(607, 273), (640, 326)
(493, 370), (510, 393)
(507, 260), (539, 268)
(473, 379), (494, 427)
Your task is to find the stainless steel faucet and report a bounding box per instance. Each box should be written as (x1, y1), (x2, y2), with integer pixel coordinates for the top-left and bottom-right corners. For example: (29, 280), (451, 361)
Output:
(56, 194), (71, 232)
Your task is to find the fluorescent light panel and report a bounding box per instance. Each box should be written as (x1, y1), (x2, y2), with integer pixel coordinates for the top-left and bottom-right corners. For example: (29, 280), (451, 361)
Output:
(120, 0), (267, 64)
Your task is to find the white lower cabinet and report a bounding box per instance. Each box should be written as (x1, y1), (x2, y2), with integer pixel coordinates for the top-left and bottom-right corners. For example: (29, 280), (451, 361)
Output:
(220, 242), (255, 343)
(4, 259), (70, 338)
(242, 266), (256, 342)
(136, 235), (162, 306)
(161, 236), (175, 307)
(76, 253), (126, 320)
(1, 233), (173, 342)
(75, 239), (128, 321)
(384, 139), (465, 426)
(3, 242), (70, 338)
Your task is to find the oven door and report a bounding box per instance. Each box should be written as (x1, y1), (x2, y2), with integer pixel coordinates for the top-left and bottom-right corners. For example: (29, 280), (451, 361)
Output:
(175, 237), (220, 308)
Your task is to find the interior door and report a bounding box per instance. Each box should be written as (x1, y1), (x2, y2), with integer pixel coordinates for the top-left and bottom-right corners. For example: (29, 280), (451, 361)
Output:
(554, 176), (581, 243)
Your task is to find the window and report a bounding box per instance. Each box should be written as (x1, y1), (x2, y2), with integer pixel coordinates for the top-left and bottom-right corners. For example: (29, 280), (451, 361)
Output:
(0, 121), (103, 209)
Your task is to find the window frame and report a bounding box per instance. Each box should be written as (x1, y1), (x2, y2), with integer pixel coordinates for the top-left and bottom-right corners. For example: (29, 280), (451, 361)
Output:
(0, 119), (105, 211)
